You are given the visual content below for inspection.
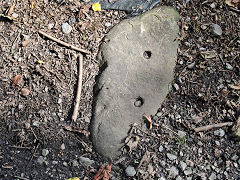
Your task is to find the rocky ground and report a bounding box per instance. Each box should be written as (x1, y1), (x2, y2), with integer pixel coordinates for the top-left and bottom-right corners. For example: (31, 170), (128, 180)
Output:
(0, 0), (239, 180)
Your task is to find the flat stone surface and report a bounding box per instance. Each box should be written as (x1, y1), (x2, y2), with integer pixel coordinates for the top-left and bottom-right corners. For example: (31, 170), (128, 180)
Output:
(91, 6), (179, 159)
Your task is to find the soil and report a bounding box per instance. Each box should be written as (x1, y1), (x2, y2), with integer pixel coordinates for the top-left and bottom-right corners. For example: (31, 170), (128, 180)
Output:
(0, 0), (239, 180)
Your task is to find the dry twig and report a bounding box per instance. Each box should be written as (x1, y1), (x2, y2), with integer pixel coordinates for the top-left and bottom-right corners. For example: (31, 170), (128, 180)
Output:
(194, 122), (233, 132)
(38, 30), (90, 54)
(72, 54), (83, 122)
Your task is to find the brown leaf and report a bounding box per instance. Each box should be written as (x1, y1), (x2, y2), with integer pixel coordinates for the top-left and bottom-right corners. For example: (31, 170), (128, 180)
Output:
(103, 164), (112, 180)
(64, 126), (90, 137)
(144, 115), (152, 130)
(230, 84), (240, 90)
(93, 165), (105, 180)
(12, 75), (23, 86)
(225, 0), (239, 7)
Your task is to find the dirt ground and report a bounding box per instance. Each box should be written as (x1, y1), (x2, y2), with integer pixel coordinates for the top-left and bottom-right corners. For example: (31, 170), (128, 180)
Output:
(0, 0), (239, 179)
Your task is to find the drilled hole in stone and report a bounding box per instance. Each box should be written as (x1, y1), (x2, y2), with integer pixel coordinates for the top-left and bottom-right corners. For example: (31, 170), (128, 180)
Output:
(143, 51), (152, 59)
(134, 97), (144, 107)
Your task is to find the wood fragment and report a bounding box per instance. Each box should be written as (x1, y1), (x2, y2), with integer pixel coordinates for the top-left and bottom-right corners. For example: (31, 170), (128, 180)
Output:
(194, 122), (233, 132)
(38, 30), (90, 54)
(72, 54), (83, 122)
(64, 125), (90, 137)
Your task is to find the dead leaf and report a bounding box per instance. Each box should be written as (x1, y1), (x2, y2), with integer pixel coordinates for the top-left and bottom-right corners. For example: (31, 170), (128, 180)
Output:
(144, 115), (152, 130)
(200, 51), (217, 60)
(93, 164), (112, 180)
(229, 84), (240, 90)
(12, 75), (23, 86)
(225, 0), (239, 7)
(126, 136), (140, 152)
(22, 39), (32, 47)
(64, 126), (90, 137)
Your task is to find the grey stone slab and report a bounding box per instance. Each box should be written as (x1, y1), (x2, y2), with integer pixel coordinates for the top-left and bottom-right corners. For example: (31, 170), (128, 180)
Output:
(91, 6), (179, 159)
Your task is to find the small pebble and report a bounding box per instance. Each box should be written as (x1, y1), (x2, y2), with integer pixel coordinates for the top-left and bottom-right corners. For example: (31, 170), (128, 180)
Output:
(125, 166), (136, 177)
(63, 161), (68, 166)
(174, 83), (180, 90)
(62, 23), (72, 34)
(79, 157), (94, 166)
(167, 153), (177, 161)
(32, 121), (39, 127)
(231, 155), (239, 161)
(169, 166), (179, 178)
(48, 23), (54, 30)
(105, 22), (112, 27)
(184, 168), (193, 175)
(68, 16), (76, 24)
(158, 145), (164, 152)
(201, 24), (208, 30)
(52, 161), (58, 165)
(210, 3), (216, 8)
(72, 160), (79, 167)
(214, 129), (225, 137)
(226, 63), (233, 70)
(12, 13), (19, 18)
(58, 98), (62, 104)
(180, 161), (187, 171)
(215, 141), (220, 146)
(156, 112), (163, 117)
(209, 172), (217, 180)
(176, 176), (183, 180)
(37, 156), (45, 165)
(21, 88), (31, 96)
(25, 122), (30, 129)
(187, 62), (195, 69)
(210, 24), (222, 36)
(60, 143), (65, 150)
(42, 149), (49, 157)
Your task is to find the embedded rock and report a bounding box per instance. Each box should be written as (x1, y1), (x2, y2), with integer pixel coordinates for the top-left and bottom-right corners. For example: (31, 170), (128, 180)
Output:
(91, 6), (179, 159)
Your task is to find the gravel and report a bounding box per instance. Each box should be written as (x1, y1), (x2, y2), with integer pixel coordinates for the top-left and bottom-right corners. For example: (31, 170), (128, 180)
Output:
(169, 166), (179, 178)
(62, 23), (72, 34)
(105, 22), (112, 27)
(180, 161), (187, 171)
(158, 145), (164, 152)
(176, 176), (183, 180)
(173, 83), (180, 90)
(213, 129), (225, 137)
(42, 149), (49, 157)
(79, 157), (94, 166)
(184, 168), (193, 176)
(72, 160), (79, 167)
(167, 153), (177, 161)
(60, 143), (65, 150)
(125, 166), (136, 177)
(209, 172), (217, 180)
(210, 24), (222, 36)
(37, 156), (45, 165)
(226, 63), (233, 70)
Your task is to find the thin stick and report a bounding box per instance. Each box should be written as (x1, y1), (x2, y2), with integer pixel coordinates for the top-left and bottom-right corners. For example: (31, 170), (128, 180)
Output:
(8, 145), (32, 149)
(13, 176), (29, 180)
(194, 122), (233, 132)
(38, 30), (90, 54)
(72, 54), (83, 122)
